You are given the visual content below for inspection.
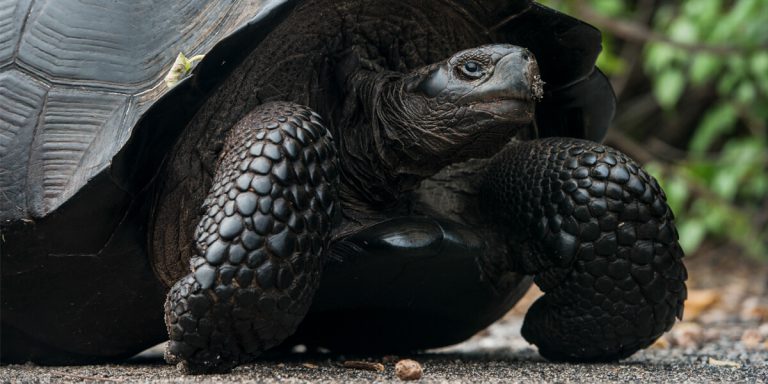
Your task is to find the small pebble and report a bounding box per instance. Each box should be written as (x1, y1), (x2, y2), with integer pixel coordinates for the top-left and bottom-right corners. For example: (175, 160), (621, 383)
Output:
(395, 359), (423, 381)
(669, 322), (703, 348)
(741, 329), (763, 349)
(741, 296), (768, 321)
(759, 323), (768, 337)
(651, 336), (670, 349)
(684, 289), (720, 320)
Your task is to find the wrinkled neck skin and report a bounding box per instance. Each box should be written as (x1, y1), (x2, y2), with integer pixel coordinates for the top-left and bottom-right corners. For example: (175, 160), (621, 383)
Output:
(336, 69), (525, 214)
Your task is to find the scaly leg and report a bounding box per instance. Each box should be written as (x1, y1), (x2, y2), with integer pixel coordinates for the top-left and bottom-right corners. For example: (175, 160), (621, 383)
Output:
(164, 102), (338, 373)
(481, 138), (686, 361)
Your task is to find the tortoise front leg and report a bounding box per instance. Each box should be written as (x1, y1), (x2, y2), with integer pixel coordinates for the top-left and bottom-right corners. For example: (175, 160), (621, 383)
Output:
(164, 102), (338, 373)
(480, 138), (687, 361)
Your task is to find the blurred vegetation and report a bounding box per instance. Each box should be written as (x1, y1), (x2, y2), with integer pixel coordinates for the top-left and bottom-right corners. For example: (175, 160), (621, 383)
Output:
(541, 0), (768, 260)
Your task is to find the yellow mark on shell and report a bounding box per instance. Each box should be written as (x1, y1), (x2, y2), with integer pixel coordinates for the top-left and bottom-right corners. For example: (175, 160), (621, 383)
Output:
(165, 52), (205, 89)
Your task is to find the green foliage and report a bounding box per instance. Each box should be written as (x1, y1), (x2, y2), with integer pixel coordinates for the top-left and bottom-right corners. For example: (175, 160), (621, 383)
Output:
(642, 0), (768, 259)
(645, 0), (768, 129)
(647, 137), (768, 259)
(540, 0), (768, 260)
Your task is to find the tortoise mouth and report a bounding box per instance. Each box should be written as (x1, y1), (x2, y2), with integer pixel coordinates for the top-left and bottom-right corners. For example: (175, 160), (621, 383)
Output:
(468, 98), (534, 122)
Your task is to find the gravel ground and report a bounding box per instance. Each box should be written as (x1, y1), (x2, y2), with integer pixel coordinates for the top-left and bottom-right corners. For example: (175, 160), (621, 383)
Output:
(1, 316), (766, 383)
(2, 253), (766, 383)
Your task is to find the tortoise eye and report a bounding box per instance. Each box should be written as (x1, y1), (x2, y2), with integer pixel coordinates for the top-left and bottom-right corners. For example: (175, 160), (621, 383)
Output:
(460, 60), (484, 79)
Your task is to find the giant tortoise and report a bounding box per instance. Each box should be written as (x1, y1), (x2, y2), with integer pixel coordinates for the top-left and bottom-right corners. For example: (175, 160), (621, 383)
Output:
(0, 0), (687, 373)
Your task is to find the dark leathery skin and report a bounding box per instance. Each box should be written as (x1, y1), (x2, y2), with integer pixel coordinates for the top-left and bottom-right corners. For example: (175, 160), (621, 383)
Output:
(480, 138), (686, 361)
(164, 102), (338, 373)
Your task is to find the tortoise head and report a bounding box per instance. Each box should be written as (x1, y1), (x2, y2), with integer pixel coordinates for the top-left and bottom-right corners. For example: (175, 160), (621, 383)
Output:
(406, 44), (543, 122)
(374, 44), (543, 175)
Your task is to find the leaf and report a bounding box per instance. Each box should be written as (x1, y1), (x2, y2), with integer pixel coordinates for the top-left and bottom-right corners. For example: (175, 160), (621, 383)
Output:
(719, 138), (768, 200)
(735, 82), (757, 104)
(653, 69), (686, 109)
(689, 103), (737, 154)
(707, 357), (741, 368)
(750, 52), (768, 94)
(668, 18), (699, 44)
(689, 53), (721, 85)
(645, 44), (678, 74)
(751, 52), (768, 73)
(712, 167), (742, 201)
(164, 52), (205, 89)
(590, 0), (626, 16)
(678, 220), (706, 254)
(664, 175), (691, 216)
(683, 0), (721, 29)
(717, 71), (740, 95)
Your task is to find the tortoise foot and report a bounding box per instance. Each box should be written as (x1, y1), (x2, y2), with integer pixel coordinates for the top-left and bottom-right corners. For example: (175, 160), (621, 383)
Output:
(481, 138), (687, 362)
(163, 102), (338, 373)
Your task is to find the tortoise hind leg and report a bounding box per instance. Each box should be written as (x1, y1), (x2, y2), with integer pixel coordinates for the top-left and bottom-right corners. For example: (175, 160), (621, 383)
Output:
(480, 138), (687, 361)
(164, 102), (338, 373)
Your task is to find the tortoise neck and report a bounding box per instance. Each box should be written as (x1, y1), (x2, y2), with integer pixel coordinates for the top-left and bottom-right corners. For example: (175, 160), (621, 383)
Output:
(333, 70), (425, 210)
